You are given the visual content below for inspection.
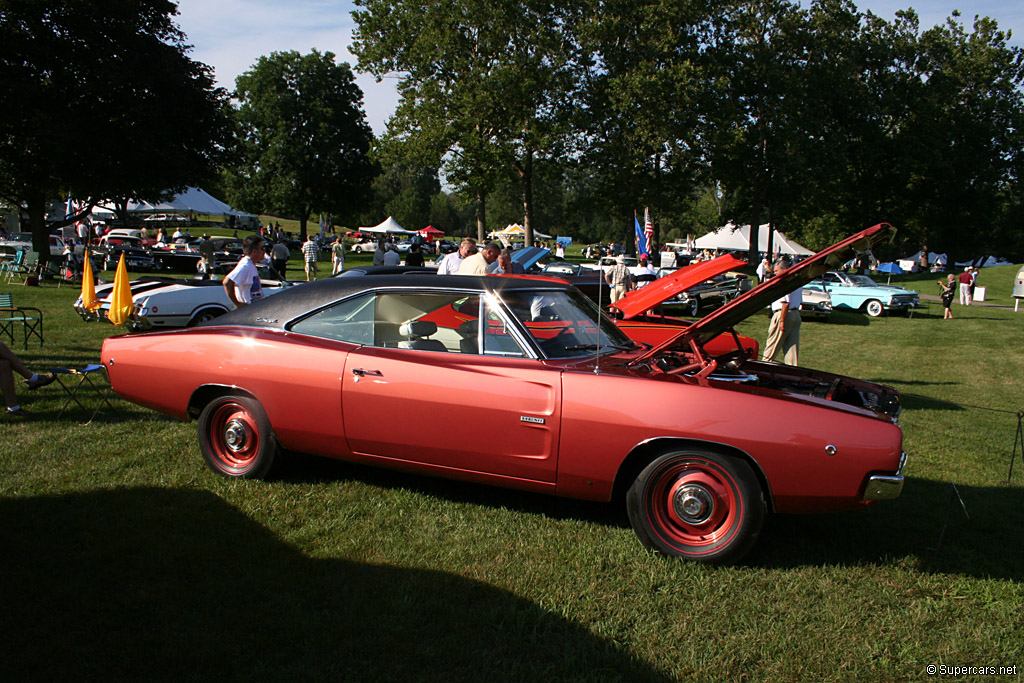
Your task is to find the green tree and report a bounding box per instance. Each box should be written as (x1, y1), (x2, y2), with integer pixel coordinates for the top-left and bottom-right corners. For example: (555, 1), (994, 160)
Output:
(0, 0), (232, 263)
(230, 50), (374, 238)
(352, 0), (579, 245)
(577, 0), (711, 250)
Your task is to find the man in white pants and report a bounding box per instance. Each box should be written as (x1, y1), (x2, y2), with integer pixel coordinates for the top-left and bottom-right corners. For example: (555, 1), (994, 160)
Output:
(761, 258), (802, 366)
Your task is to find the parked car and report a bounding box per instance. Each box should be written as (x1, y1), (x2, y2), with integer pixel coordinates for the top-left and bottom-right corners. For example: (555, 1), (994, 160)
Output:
(812, 271), (919, 317)
(143, 213), (189, 225)
(0, 232), (66, 258)
(350, 239), (380, 254)
(73, 265), (293, 330)
(99, 224), (906, 564)
(798, 284), (833, 321)
(149, 242), (203, 273)
(91, 235), (156, 272)
(652, 266), (751, 316)
(541, 262), (610, 302)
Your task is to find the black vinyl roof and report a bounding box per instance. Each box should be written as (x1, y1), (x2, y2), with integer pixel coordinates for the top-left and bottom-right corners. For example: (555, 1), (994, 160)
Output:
(207, 267), (577, 330)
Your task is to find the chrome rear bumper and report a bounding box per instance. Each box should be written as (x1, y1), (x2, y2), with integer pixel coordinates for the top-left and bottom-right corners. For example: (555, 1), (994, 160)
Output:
(862, 451), (908, 501)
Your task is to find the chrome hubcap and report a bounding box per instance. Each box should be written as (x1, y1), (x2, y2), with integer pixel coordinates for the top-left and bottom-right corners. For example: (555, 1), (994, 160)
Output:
(673, 484), (715, 524)
(224, 418), (250, 453)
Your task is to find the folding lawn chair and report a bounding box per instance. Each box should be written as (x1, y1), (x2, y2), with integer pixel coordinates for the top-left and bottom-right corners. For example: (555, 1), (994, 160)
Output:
(51, 364), (121, 425)
(0, 292), (44, 349)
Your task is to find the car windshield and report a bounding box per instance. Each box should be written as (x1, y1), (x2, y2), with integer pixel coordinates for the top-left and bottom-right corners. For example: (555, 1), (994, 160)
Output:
(497, 288), (635, 358)
(848, 275), (880, 287)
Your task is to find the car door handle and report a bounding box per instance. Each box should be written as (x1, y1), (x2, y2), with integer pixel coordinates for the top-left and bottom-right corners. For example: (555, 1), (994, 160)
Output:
(352, 368), (382, 377)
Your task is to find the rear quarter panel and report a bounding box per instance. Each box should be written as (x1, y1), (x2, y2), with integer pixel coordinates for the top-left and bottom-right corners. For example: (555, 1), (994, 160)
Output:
(102, 328), (355, 457)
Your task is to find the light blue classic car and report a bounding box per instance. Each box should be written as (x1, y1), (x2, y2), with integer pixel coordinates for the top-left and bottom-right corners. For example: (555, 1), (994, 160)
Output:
(807, 271), (919, 317)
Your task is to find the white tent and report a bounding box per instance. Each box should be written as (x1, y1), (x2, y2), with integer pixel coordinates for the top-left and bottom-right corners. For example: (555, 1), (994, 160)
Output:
(489, 223), (553, 240)
(359, 216), (416, 235)
(693, 223), (813, 256)
(93, 187), (256, 219)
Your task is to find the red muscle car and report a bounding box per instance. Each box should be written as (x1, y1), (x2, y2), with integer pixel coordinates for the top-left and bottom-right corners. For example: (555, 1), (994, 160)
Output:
(101, 224), (906, 564)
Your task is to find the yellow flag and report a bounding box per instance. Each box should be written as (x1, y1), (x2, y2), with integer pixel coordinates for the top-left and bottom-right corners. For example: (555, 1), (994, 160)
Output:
(80, 249), (99, 313)
(107, 253), (133, 327)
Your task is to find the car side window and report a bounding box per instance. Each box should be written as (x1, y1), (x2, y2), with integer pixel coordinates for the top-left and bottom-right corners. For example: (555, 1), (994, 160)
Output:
(289, 293), (375, 345)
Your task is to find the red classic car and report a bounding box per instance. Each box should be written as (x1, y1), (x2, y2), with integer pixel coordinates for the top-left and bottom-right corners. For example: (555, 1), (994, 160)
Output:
(101, 224), (906, 564)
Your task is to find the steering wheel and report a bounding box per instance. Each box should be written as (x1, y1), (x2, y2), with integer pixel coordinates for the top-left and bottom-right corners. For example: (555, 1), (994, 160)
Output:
(540, 325), (577, 354)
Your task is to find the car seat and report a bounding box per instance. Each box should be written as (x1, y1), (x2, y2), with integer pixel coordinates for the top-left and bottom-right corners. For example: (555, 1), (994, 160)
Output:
(398, 320), (447, 352)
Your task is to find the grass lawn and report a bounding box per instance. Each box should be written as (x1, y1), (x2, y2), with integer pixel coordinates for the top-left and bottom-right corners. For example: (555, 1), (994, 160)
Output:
(1, 263), (1022, 681)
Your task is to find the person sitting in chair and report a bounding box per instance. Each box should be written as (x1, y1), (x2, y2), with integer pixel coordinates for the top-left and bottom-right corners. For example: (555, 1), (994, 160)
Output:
(1, 341), (55, 417)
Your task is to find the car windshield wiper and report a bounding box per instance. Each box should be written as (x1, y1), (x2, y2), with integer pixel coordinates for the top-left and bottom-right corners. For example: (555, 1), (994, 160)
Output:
(564, 343), (633, 352)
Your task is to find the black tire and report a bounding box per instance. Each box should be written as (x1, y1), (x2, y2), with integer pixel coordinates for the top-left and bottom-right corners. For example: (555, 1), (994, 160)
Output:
(689, 298), (700, 317)
(188, 308), (225, 327)
(626, 449), (765, 564)
(197, 395), (279, 479)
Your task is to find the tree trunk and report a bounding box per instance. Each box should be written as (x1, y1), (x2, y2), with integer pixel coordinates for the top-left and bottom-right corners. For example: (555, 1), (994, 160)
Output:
(27, 191), (49, 269)
(519, 149), (535, 247)
(747, 182), (762, 266)
(475, 190), (487, 243)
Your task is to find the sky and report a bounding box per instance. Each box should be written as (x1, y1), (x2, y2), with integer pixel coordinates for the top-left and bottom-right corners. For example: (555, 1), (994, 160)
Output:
(174, 0), (1024, 137)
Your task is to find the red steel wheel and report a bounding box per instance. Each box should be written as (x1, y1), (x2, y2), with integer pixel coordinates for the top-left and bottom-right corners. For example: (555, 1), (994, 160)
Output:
(198, 395), (278, 479)
(627, 449), (764, 564)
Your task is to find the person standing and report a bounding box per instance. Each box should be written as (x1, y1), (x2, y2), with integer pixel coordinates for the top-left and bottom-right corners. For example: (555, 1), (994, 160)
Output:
(761, 258), (802, 365)
(756, 257), (770, 283)
(437, 238), (477, 274)
(405, 243), (425, 267)
(957, 269), (973, 306)
(373, 240), (387, 266)
(492, 249), (524, 274)
(383, 243), (401, 266)
(223, 236), (265, 308)
(604, 254), (633, 303)
(270, 240), (290, 279)
(301, 234), (320, 281)
(938, 274), (956, 319)
(458, 241), (501, 275)
(198, 234), (216, 279)
(331, 238), (346, 275)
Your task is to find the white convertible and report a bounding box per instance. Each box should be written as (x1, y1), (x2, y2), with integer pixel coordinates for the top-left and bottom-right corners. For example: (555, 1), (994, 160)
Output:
(73, 269), (294, 330)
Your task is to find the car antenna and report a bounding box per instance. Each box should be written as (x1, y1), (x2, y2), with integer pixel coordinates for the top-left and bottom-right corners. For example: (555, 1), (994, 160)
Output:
(594, 260), (603, 375)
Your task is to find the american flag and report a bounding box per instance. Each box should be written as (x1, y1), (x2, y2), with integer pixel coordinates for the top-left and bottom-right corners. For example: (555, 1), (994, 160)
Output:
(644, 208), (654, 252)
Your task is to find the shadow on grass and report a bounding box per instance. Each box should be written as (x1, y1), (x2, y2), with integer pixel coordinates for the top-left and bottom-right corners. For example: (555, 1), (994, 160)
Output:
(899, 393), (964, 412)
(278, 456), (1024, 581)
(751, 476), (1024, 580)
(0, 488), (673, 682)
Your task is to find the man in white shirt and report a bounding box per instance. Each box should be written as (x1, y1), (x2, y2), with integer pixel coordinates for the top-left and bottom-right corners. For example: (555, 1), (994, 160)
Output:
(761, 258), (802, 365)
(223, 236), (266, 308)
(458, 241), (501, 275)
(756, 257), (770, 283)
(436, 238), (477, 274)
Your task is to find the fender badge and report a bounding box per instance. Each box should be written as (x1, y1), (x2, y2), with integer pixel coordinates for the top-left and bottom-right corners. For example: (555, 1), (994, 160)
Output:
(520, 416), (545, 425)
(255, 317), (278, 323)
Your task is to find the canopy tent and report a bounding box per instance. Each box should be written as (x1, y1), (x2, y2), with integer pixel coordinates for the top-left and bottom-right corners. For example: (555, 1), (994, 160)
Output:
(693, 223), (813, 256)
(93, 187), (256, 219)
(489, 223), (553, 240)
(359, 216), (416, 235)
(418, 225), (444, 238)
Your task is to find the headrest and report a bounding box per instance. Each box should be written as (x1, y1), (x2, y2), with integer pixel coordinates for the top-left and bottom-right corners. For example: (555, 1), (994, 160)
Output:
(399, 320), (437, 338)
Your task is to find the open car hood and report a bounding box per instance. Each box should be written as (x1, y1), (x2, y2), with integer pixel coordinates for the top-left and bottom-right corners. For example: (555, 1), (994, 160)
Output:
(511, 246), (550, 271)
(610, 254), (748, 319)
(634, 223), (897, 362)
